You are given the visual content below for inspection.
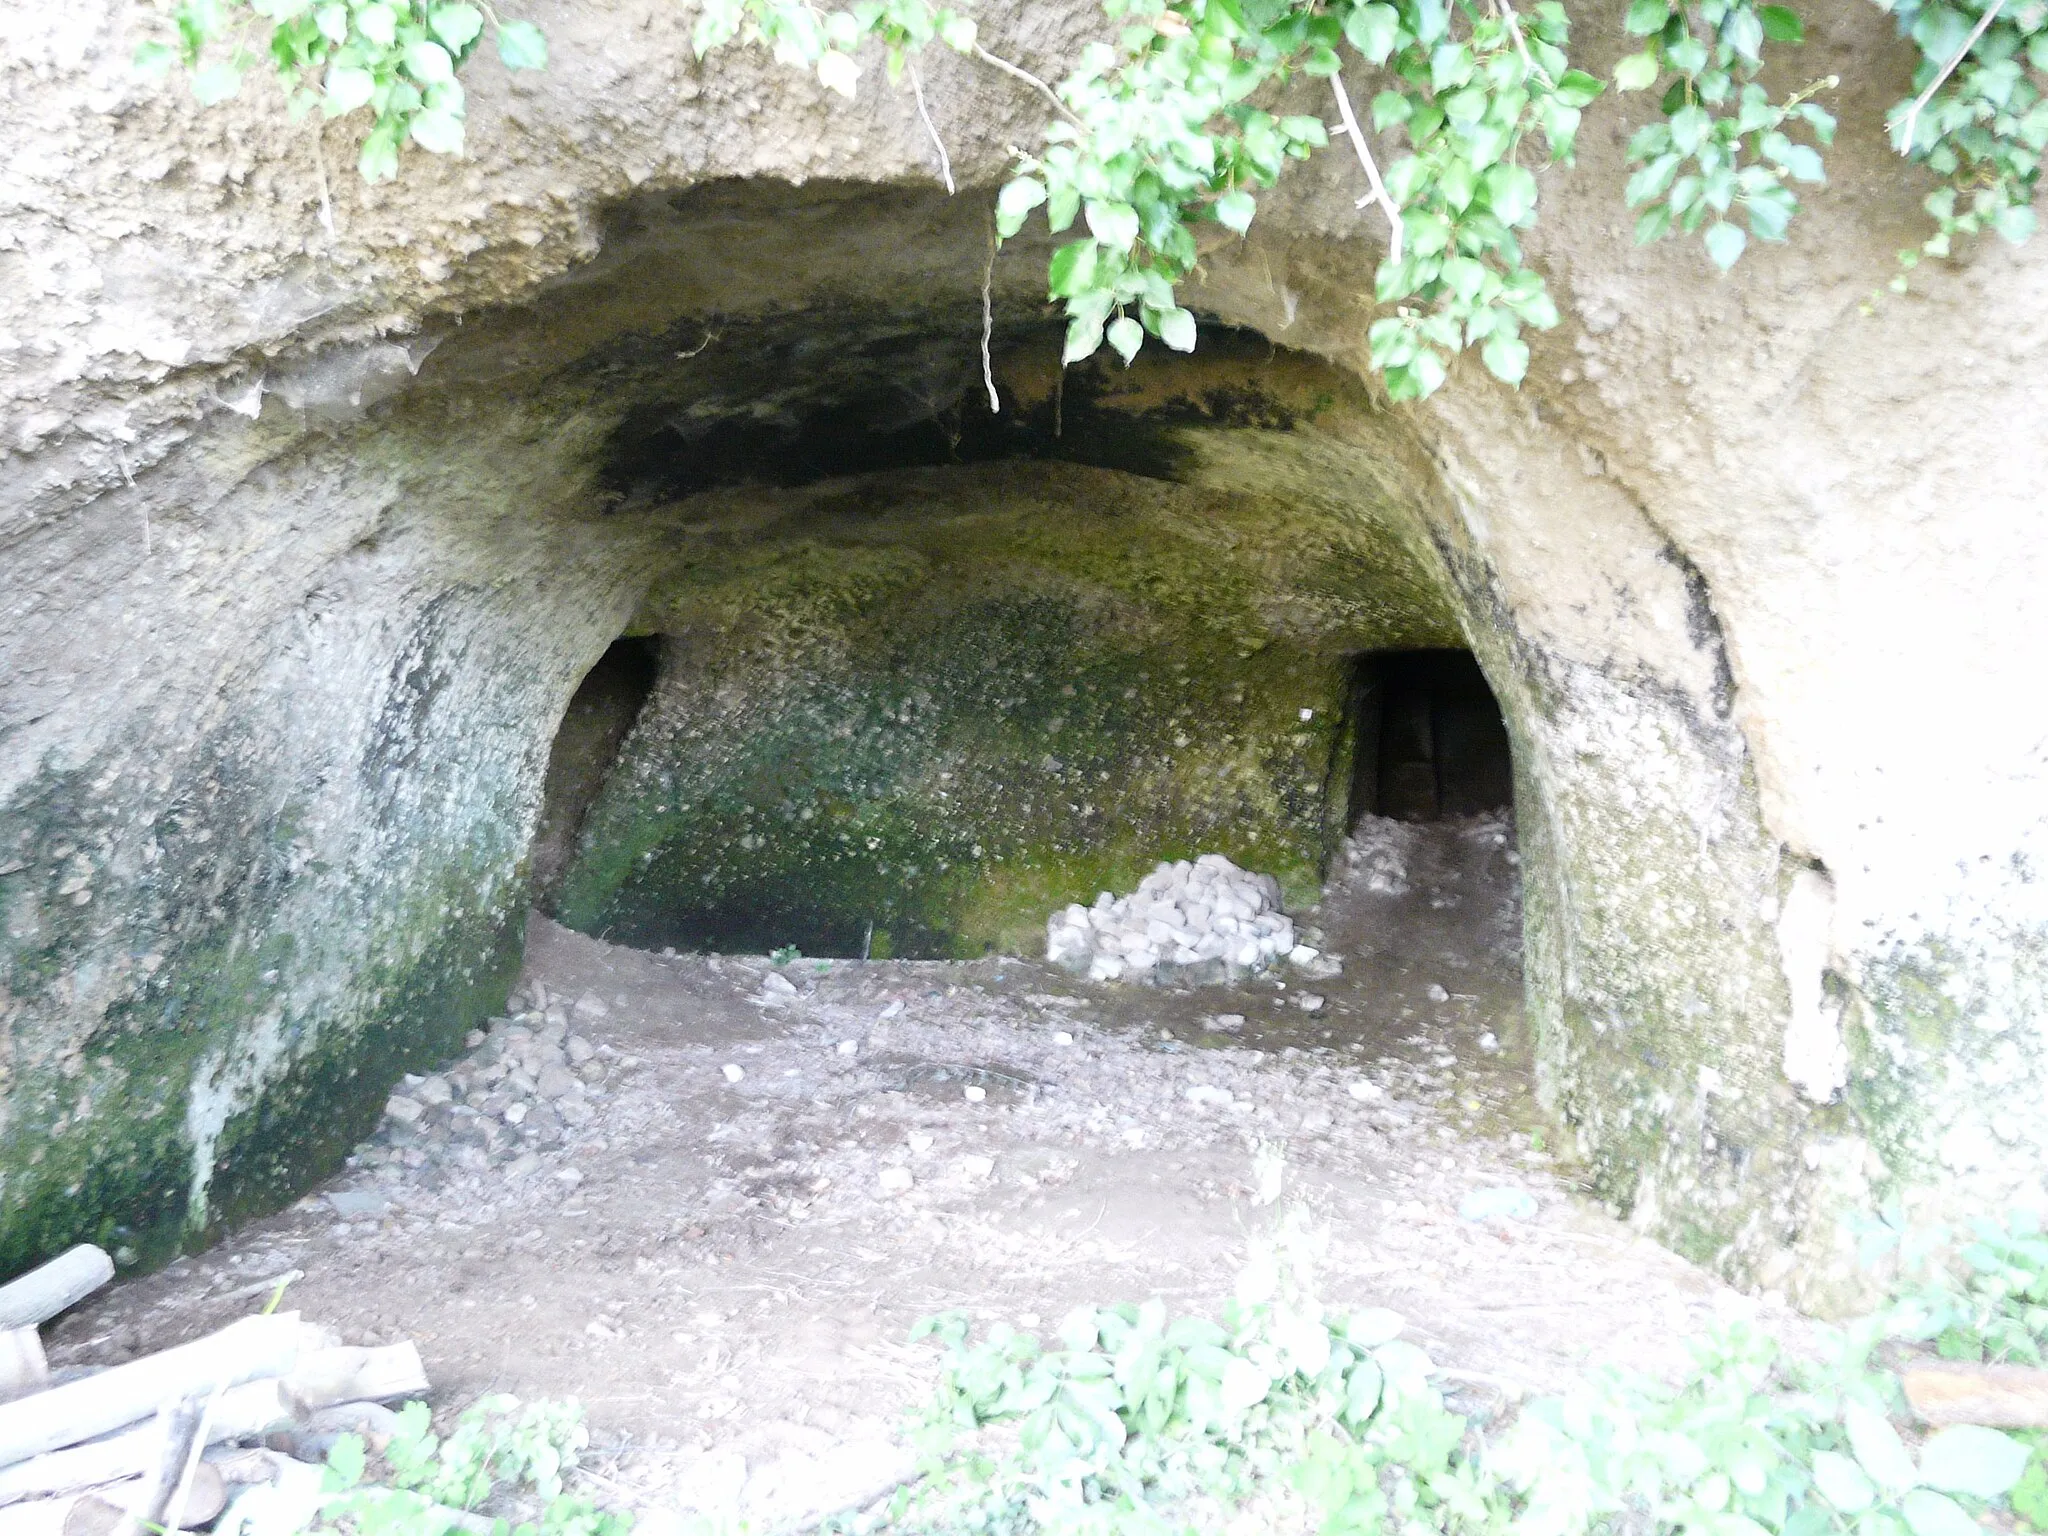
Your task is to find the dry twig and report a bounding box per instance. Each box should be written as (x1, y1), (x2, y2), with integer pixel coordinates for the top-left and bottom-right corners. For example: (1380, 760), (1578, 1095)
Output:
(1330, 70), (1405, 263)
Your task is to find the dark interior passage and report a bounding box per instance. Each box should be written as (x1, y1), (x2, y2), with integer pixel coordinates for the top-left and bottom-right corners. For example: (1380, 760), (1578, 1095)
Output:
(530, 636), (661, 906)
(1350, 650), (1514, 823)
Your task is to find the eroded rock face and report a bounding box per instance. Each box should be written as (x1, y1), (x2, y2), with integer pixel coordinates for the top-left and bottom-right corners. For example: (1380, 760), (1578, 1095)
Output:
(1, 0), (2042, 1300)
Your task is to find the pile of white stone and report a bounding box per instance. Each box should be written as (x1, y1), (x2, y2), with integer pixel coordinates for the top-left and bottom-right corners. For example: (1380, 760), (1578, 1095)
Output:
(1045, 854), (1306, 982)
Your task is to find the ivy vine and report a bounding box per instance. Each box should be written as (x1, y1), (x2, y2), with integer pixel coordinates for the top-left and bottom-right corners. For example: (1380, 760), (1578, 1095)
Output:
(135, 0), (2048, 397)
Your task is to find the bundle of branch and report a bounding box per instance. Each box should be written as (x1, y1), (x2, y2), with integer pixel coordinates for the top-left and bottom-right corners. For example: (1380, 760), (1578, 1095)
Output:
(0, 1245), (431, 1531)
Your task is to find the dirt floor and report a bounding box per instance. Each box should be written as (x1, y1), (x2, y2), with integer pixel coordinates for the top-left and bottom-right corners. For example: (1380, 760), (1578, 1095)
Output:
(49, 815), (1795, 1528)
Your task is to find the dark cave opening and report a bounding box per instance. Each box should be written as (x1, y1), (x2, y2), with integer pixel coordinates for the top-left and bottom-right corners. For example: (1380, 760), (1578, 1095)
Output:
(1347, 650), (1515, 826)
(530, 636), (662, 908)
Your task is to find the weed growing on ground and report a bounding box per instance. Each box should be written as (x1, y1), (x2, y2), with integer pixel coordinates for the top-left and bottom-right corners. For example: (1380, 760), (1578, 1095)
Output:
(312, 1396), (629, 1536)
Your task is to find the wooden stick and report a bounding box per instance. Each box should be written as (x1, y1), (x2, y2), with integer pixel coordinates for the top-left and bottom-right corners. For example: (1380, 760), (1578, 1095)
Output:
(1903, 1359), (2048, 1427)
(1330, 71), (1405, 263)
(0, 1245), (115, 1329)
(0, 1313), (304, 1469)
(0, 1327), (48, 1403)
(0, 1379), (293, 1505)
(0, 1342), (426, 1505)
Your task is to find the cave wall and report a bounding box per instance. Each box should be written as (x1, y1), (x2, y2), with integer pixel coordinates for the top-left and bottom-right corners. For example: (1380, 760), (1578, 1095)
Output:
(553, 442), (1459, 959)
(1, 0), (2041, 1298)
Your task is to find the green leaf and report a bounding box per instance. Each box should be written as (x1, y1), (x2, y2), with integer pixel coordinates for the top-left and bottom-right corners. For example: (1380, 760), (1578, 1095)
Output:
(496, 18), (548, 69)
(356, 4), (397, 46)
(1156, 306), (1198, 351)
(1845, 1401), (1920, 1493)
(1670, 104), (1712, 154)
(1047, 239), (1099, 297)
(404, 40), (455, 83)
(1344, 2), (1400, 63)
(1215, 188), (1256, 233)
(1902, 1490), (1981, 1536)
(1552, 68), (1605, 106)
(191, 60), (243, 104)
(996, 177), (1048, 238)
(1625, 0), (1670, 32)
(1483, 163), (1539, 223)
(132, 39), (177, 77)
(1703, 220), (1747, 268)
(1813, 1451), (1877, 1513)
(1759, 4), (1804, 41)
(323, 63), (376, 113)
(1482, 332), (1529, 384)
(429, 3), (483, 49)
(938, 12), (976, 50)
(1918, 1426), (2032, 1497)
(324, 1433), (368, 1491)
(1780, 143), (1826, 182)
(1992, 201), (2038, 243)
(1106, 315), (1144, 363)
(358, 124), (402, 182)
(409, 107), (465, 154)
(1614, 50), (1661, 90)
(817, 50), (859, 98)
(1085, 200), (1141, 251)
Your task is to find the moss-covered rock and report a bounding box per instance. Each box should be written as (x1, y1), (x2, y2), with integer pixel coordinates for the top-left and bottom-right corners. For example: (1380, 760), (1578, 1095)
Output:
(555, 453), (1459, 957)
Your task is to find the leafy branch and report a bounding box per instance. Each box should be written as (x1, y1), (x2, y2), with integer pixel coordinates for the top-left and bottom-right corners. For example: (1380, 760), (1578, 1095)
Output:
(136, 0), (548, 182)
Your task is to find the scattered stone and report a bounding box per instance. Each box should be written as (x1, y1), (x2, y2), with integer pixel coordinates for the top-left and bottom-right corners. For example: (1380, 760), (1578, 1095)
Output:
(963, 1085), (986, 1102)
(536, 1064), (580, 1099)
(959, 1155), (995, 1179)
(572, 992), (611, 1022)
(326, 1190), (390, 1219)
(1426, 983), (1451, 1003)
(1478, 1032), (1500, 1052)
(722, 1064), (746, 1083)
(1296, 993), (1325, 1013)
(383, 1095), (424, 1127)
(565, 1035), (596, 1065)
(761, 973), (799, 999)
(1186, 1085), (1234, 1107)
(1052, 1031), (1074, 1046)
(907, 1132), (935, 1154)
(505, 1153), (544, 1179)
(554, 1167), (584, 1188)
(836, 1039), (859, 1056)
(877, 1166), (914, 1195)
(1458, 1186), (1537, 1223)
(1045, 853), (1294, 983)
(879, 1000), (905, 1019)
(1348, 1080), (1383, 1102)
(502, 1102), (528, 1126)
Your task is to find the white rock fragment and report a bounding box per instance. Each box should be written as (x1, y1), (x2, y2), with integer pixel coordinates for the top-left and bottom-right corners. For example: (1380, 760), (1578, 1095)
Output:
(1296, 993), (1325, 1013)
(1347, 1079), (1383, 1102)
(959, 1155), (995, 1179)
(384, 1094), (425, 1126)
(1478, 1032), (1500, 1052)
(879, 1000), (904, 1019)
(761, 972), (798, 999)
(963, 1084), (986, 1102)
(721, 1063), (746, 1083)
(1186, 1085), (1234, 1107)
(878, 1166), (914, 1195)
(1052, 1030), (1074, 1046)
(1426, 983), (1450, 1003)
(908, 1131), (935, 1154)
(1046, 853), (1294, 983)
(836, 1039), (859, 1055)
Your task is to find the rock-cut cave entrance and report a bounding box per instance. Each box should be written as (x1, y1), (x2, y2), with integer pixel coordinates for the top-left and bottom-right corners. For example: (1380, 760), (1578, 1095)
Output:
(1348, 649), (1516, 827)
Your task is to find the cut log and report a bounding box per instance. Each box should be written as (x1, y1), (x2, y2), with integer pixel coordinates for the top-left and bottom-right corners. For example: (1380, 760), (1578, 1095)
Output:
(282, 1342), (428, 1413)
(0, 1247), (115, 1331)
(0, 1342), (428, 1505)
(0, 1326), (49, 1402)
(0, 1380), (293, 1506)
(1902, 1359), (2048, 1427)
(7, 1464), (225, 1535)
(0, 1313), (305, 1469)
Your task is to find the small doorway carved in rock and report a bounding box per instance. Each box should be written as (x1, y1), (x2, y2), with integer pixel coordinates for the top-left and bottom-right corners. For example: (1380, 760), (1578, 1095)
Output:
(1348, 649), (1513, 824)
(530, 636), (661, 907)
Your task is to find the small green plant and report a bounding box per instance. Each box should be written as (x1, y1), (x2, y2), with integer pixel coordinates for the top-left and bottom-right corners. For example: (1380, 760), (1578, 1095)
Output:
(135, 0), (547, 182)
(894, 1200), (2048, 1536)
(1889, 1208), (2048, 1365)
(313, 1396), (631, 1536)
(770, 944), (804, 964)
